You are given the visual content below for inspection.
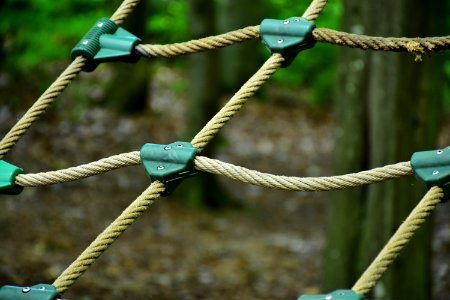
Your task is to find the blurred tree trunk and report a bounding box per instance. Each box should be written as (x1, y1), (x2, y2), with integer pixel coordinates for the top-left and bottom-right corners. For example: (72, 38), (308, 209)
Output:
(103, 0), (150, 113)
(217, 0), (264, 91)
(323, 0), (445, 299)
(178, 0), (229, 208)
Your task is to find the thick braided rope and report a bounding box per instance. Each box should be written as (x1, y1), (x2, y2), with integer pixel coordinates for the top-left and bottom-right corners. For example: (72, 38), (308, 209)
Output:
(136, 26), (260, 58)
(16, 151), (140, 187)
(191, 53), (284, 151)
(110, 0), (141, 25)
(52, 181), (165, 293)
(0, 57), (86, 159)
(352, 186), (443, 295)
(195, 157), (412, 191)
(313, 28), (450, 56)
(302, 0), (328, 22)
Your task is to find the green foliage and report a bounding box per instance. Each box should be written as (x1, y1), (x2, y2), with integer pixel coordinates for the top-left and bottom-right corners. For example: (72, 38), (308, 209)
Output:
(0, 0), (109, 71)
(146, 0), (188, 43)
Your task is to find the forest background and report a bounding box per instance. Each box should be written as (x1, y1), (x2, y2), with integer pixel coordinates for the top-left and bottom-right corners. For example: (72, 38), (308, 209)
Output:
(1, 0), (450, 299)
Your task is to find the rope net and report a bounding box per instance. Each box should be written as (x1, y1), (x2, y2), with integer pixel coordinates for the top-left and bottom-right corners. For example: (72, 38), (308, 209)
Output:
(1, 0), (449, 296)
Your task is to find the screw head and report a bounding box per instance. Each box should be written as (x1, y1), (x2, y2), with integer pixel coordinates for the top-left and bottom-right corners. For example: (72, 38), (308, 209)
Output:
(277, 39), (284, 44)
(22, 287), (31, 293)
(437, 149), (444, 154)
(295, 18), (301, 22)
(325, 295), (332, 300)
(283, 20), (290, 25)
(97, 22), (104, 27)
(433, 170), (440, 175)
(164, 146), (172, 150)
(157, 165), (165, 170)
(82, 40), (89, 45)
(177, 144), (184, 148)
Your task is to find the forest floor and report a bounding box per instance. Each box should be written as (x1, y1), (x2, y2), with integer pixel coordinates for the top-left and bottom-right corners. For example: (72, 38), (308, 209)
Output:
(0, 66), (449, 299)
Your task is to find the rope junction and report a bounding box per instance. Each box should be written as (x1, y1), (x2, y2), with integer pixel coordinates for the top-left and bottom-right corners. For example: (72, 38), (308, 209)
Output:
(1, 0), (449, 298)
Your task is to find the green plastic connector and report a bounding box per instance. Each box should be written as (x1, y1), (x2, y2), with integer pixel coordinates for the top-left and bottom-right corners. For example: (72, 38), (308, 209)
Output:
(0, 284), (60, 300)
(140, 141), (198, 196)
(260, 17), (316, 67)
(71, 18), (141, 71)
(298, 289), (367, 300)
(411, 146), (450, 202)
(0, 160), (24, 195)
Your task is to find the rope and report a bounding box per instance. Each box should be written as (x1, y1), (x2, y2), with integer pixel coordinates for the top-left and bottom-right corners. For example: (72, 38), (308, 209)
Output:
(195, 157), (412, 192)
(352, 186), (443, 295)
(52, 181), (165, 293)
(136, 26), (260, 58)
(0, 57), (86, 159)
(313, 28), (450, 59)
(191, 53), (284, 151)
(15, 151), (140, 187)
(302, 0), (328, 22)
(110, 0), (141, 25)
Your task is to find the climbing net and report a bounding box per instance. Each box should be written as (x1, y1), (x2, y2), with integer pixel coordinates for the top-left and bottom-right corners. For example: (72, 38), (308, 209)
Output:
(0, 0), (449, 298)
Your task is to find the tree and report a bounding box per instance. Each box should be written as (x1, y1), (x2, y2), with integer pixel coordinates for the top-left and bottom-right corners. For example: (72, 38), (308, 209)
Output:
(322, 0), (446, 299)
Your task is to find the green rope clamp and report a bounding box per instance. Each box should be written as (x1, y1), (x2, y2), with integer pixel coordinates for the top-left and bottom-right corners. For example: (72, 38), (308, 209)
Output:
(260, 17), (316, 67)
(0, 284), (60, 300)
(140, 141), (198, 196)
(71, 17), (141, 71)
(297, 289), (367, 300)
(0, 160), (24, 195)
(411, 146), (450, 202)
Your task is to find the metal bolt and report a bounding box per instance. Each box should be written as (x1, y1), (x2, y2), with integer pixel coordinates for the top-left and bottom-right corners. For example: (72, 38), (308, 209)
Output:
(277, 39), (284, 44)
(437, 150), (444, 154)
(283, 20), (290, 25)
(325, 295), (332, 300)
(82, 40), (89, 45)
(157, 166), (165, 170)
(39, 286), (46, 290)
(295, 18), (301, 22)
(433, 170), (439, 175)
(97, 22), (104, 27)
(164, 146), (172, 150)
(22, 287), (31, 293)
(177, 144), (184, 148)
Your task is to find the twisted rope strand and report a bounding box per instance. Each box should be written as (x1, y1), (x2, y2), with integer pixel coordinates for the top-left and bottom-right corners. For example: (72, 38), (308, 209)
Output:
(110, 0), (141, 25)
(313, 28), (450, 57)
(0, 57), (86, 159)
(302, 0), (328, 22)
(191, 53), (284, 151)
(16, 151), (140, 187)
(53, 181), (165, 294)
(136, 26), (260, 58)
(195, 157), (412, 191)
(352, 186), (443, 295)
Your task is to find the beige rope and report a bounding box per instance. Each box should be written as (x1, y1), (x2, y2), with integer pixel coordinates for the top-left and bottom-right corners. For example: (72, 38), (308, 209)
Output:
(136, 26), (260, 58)
(0, 0), (141, 160)
(16, 151), (140, 187)
(53, 181), (165, 293)
(0, 57), (86, 159)
(352, 186), (443, 295)
(195, 157), (412, 191)
(191, 53), (284, 151)
(302, 0), (328, 22)
(313, 28), (450, 59)
(110, 0), (141, 25)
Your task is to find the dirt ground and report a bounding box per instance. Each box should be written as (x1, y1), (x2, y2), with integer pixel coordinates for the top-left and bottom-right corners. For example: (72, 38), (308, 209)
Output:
(0, 66), (449, 299)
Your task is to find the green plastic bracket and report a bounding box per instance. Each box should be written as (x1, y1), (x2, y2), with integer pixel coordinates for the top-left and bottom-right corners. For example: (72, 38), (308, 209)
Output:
(260, 17), (316, 67)
(298, 289), (367, 300)
(140, 141), (198, 196)
(0, 284), (60, 300)
(411, 146), (450, 202)
(0, 160), (24, 195)
(71, 17), (141, 71)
